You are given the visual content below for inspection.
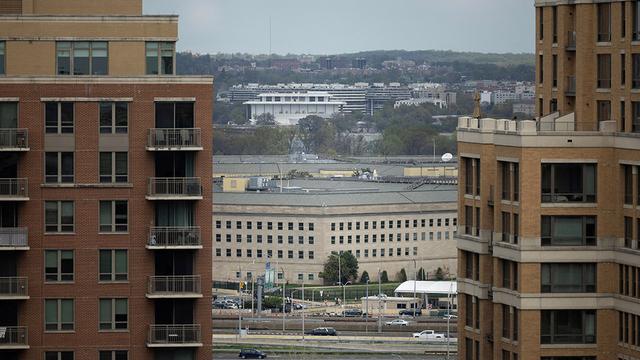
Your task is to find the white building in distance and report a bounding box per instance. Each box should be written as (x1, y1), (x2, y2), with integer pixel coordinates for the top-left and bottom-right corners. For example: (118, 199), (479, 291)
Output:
(244, 91), (346, 125)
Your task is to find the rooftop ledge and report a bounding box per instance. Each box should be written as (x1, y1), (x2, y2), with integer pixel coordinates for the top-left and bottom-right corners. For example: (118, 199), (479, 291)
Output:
(0, 15), (178, 22)
(0, 76), (213, 85)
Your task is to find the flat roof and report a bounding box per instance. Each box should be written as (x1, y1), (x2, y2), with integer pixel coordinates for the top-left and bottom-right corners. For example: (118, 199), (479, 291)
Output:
(394, 281), (457, 295)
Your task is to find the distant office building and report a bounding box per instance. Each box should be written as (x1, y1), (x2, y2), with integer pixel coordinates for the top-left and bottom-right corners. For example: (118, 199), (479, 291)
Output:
(244, 92), (345, 125)
(213, 180), (458, 285)
(352, 58), (367, 69)
(394, 98), (448, 109)
(491, 90), (520, 105)
(270, 58), (301, 71)
(409, 83), (458, 105)
(366, 84), (412, 115)
(321, 57), (335, 70)
(512, 102), (536, 117)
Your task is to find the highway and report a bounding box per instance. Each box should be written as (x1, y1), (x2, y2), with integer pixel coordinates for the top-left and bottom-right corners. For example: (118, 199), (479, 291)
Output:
(213, 353), (456, 360)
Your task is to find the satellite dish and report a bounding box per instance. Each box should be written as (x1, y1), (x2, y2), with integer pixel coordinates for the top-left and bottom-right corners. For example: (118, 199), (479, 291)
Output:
(442, 153), (453, 162)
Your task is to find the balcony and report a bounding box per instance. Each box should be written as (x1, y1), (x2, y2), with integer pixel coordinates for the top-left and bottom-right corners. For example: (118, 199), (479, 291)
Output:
(0, 228), (28, 250)
(147, 275), (202, 298)
(0, 277), (28, 300)
(147, 128), (203, 151)
(566, 31), (576, 51)
(0, 179), (28, 201)
(565, 76), (576, 97)
(0, 129), (29, 152)
(147, 324), (202, 347)
(147, 226), (202, 249)
(146, 177), (202, 200)
(0, 326), (28, 349)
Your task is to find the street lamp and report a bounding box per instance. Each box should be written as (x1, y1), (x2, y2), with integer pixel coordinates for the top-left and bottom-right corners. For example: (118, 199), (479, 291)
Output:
(377, 268), (383, 333)
(365, 279), (370, 333)
(446, 281), (454, 360)
(412, 259), (417, 318)
(280, 267), (286, 333)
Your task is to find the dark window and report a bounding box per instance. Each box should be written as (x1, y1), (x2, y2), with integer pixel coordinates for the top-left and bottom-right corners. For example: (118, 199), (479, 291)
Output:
(634, 0), (640, 40)
(633, 101), (640, 132)
(99, 351), (127, 360)
(597, 100), (611, 123)
(45, 299), (74, 331)
(624, 165), (633, 204)
(597, 54), (612, 88)
(502, 212), (511, 243)
(146, 42), (175, 75)
(100, 102), (128, 134)
(464, 206), (473, 235)
(99, 298), (128, 330)
(45, 102), (74, 134)
(155, 102), (194, 128)
(45, 152), (74, 183)
(45, 352), (74, 360)
(542, 263), (597, 293)
(539, 7), (544, 40)
(625, 216), (633, 248)
(541, 163), (597, 202)
(552, 55), (558, 87)
(541, 310), (596, 344)
(464, 158), (473, 195)
(99, 152), (128, 183)
(623, 2), (628, 38)
(502, 305), (511, 339)
(45, 250), (74, 282)
(622, 53), (627, 86)
(99, 200), (128, 233)
(539, 55), (544, 84)
(501, 162), (511, 200)
(598, 3), (612, 42)
(45, 201), (74, 233)
(0, 41), (5, 75)
(541, 216), (597, 246)
(465, 294), (473, 327)
(552, 6), (558, 43)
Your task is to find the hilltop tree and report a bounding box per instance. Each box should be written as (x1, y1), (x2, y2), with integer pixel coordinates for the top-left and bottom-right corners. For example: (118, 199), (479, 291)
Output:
(319, 251), (359, 285)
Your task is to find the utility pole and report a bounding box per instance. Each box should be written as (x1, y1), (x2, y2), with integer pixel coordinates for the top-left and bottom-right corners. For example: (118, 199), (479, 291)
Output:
(365, 279), (369, 333)
(238, 276), (243, 337)
(281, 268), (286, 333)
(302, 279), (305, 342)
(377, 268), (382, 334)
(337, 252), (344, 318)
(446, 282), (453, 360)
(413, 259), (417, 318)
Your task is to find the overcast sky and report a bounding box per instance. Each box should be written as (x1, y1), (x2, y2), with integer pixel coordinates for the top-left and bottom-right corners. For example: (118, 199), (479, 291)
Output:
(144, 0), (535, 55)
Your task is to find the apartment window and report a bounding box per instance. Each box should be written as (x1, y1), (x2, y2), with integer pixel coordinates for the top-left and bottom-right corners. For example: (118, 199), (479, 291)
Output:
(464, 157), (473, 194)
(215, 248), (221, 256)
(257, 221), (262, 229)
(622, 54), (627, 86)
(0, 41), (4, 75)
(625, 217), (633, 248)
(100, 102), (128, 134)
(45, 352), (74, 360)
(288, 222), (294, 230)
(57, 41), (108, 75)
(309, 223), (314, 231)
(502, 212), (511, 243)
(598, 3), (612, 42)
(513, 214), (519, 244)
(99, 351), (127, 360)
(634, 0), (640, 40)
(542, 263), (596, 293)
(45, 250), (73, 282)
(501, 162), (511, 200)
(465, 294), (473, 326)
(552, 6), (558, 43)
(552, 55), (558, 87)
(99, 201), (127, 233)
(633, 101), (640, 132)
(622, 100), (627, 132)
(309, 251), (314, 260)
(474, 208), (480, 237)
(541, 216), (597, 246)
(99, 298), (128, 330)
(146, 42), (175, 75)
(464, 206), (473, 235)
(45, 102), (74, 134)
(539, 7), (544, 40)
(597, 54), (612, 88)
(597, 100), (611, 123)
(45, 201), (74, 233)
(45, 299), (74, 331)
(45, 152), (74, 183)
(502, 305), (511, 339)
(623, 2), (628, 39)
(502, 260), (512, 288)
(99, 249), (127, 282)
(267, 222), (273, 230)
(541, 163), (597, 202)
(539, 55), (544, 84)
(236, 249), (241, 257)
(99, 152), (128, 183)
(541, 310), (596, 344)
(226, 249), (231, 257)
(288, 250), (293, 259)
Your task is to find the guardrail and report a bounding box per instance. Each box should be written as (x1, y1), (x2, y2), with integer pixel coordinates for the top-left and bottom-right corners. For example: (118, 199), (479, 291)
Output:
(0, 228), (27, 248)
(0, 129), (28, 150)
(148, 226), (201, 247)
(147, 177), (202, 198)
(148, 324), (201, 345)
(0, 326), (28, 347)
(148, 275), (201, 295)
(0, 178), (27, 198)
(147, 128), (202, 149)
(0, 277), (27, 297)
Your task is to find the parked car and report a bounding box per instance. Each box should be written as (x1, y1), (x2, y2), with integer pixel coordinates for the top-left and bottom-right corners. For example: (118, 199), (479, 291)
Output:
(238, 348), (267, 359)
(305, 327), (337, 336)
(443, 314), (458, 320)
(399, 308), (422, 316)
(343, 309), (363, 317)
(412, 330), (446, 341)
(385, 319), (410, 326)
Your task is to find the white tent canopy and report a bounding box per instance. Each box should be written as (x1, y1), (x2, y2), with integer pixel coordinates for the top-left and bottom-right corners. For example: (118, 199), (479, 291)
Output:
(394, 281), (457, 296)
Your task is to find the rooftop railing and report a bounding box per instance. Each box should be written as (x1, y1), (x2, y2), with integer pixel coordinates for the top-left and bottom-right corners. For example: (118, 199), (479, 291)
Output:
(0, 129), (28, 151)
(0, 228), (28, 248)
(147, 128), (202, 150)
(147, 178), (202, 198)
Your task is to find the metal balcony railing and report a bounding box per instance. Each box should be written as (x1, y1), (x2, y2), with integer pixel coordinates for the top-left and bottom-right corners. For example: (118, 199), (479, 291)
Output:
(147, 128), (202, 150)
(0, 277), (27, 297)
(148, 275), (201, 296)
(148, 324), (201, 346)
(0, 326), (28, 347)
(148, 226), (201, 247)
(566, 31), (576, 50)
(0, 179), (27, 199)
(0, 228), (28, 248)
(565, 76), (576, 96)
(0, 129), (28, 150)
(147, 178), (202, 198)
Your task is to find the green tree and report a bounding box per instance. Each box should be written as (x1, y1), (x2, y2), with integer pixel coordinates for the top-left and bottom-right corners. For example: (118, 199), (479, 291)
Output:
(398, 268), (408, 282)
(417, 267), (426, 281)
(360, 271), (370, 284)
(262, 296), (283, 309)
(435, 267), (445, 280)
(298, 115), (337, 154)
(380, 270), (389, 283)
(319, 252), (359, 285)
(255, 113), (276, 126)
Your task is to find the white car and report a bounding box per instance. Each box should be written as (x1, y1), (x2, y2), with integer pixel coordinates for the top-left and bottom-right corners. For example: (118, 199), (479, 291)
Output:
(413, 330), (446, 341)
(385, 319), (409, 326)
(443, 314), (458, 320)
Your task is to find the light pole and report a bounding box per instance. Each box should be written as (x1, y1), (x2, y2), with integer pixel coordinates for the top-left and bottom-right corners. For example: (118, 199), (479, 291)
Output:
(281, 267), (286, 333)
(238, 266), (243, 337)
(377, 268), (382, 334)
(365, 279), (370, 333)
(446, 281), (453, 360)
(412, 259), (417, 318)
(302, 279), (305, 342)
(337, 252), (343, 318)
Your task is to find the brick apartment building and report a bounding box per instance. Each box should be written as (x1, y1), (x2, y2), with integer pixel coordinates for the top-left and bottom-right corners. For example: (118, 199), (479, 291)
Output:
(0, 1), (213, 360)
(457, 1), (640, 360)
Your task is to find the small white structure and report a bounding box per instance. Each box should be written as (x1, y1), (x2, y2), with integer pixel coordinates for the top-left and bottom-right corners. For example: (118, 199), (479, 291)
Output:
(394, 98), (447, 109)
(360, 295), (421, 316)
(244, 91), (346, 126)
(394, 281), (457, 309)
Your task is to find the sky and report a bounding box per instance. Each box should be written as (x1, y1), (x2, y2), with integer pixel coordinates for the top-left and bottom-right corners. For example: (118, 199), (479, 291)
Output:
(144, 0), (535, 55)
